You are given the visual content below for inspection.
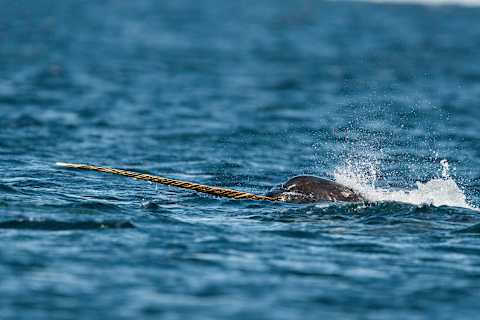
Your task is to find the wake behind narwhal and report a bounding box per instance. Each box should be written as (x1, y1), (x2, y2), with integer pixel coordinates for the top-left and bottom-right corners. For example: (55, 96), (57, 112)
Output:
(56, 162), (365, 204)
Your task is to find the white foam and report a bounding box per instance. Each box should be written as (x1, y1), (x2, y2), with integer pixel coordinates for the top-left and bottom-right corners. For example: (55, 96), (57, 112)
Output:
(345, 0), (480, 6)
(334, 159), (476, 210)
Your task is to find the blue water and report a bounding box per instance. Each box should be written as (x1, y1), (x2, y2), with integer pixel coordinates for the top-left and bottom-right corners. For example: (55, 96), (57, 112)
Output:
(1, 1), (480, 319)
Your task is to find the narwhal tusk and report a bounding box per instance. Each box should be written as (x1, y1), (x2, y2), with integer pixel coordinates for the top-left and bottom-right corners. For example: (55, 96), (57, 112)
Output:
(56, 162), (279, 202)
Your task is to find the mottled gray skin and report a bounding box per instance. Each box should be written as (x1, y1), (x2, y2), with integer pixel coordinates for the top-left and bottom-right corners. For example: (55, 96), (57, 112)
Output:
(266, 175), (365, 203)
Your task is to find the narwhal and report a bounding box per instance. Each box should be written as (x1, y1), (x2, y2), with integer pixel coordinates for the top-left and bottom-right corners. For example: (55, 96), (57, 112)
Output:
(56, 162), (365, 203)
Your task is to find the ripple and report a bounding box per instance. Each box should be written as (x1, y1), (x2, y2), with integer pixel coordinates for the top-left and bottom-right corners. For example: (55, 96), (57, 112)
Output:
(0, 183), (18, 194)
(69, 201), (123, 212)
(455, 223), (480, 234)
(43, 200), (125, 214)
(11, 179), (61, 189)
(263, 229), (320, 239)
(332, 242), (397, 255)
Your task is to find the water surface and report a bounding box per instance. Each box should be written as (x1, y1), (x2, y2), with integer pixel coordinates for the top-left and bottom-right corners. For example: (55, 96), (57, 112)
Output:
(1, 1), (480, 319)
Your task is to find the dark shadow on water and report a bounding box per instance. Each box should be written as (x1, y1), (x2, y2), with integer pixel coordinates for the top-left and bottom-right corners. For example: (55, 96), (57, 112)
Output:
(0, 218), (135, 231)
(0, 183), (19, 194)
(454, 223), (480, 234)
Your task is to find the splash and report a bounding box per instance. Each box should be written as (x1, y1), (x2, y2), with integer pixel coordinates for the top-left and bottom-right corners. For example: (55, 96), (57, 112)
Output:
(347, 0), (480, 7)
(334, 159), (476, 209)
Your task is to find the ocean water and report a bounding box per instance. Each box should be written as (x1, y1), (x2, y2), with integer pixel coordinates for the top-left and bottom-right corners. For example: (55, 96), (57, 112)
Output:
(1, 1), (480, 319)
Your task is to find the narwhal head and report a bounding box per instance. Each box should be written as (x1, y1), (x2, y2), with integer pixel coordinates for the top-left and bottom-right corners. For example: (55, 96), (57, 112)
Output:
(266, 175), (364, 203)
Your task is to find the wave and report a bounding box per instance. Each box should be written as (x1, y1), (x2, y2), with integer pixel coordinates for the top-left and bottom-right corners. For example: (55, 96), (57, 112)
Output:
(456, 223), (480, 233)
(0, 183), (18, 194)
(334, 159), (477, 210)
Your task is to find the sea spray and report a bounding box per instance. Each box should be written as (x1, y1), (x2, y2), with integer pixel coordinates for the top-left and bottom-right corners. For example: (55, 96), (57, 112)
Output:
(334, 159), (475, 209)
